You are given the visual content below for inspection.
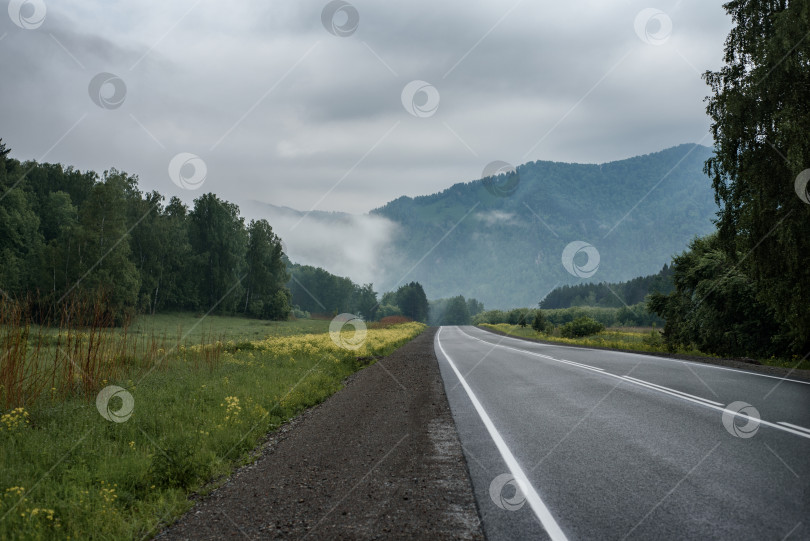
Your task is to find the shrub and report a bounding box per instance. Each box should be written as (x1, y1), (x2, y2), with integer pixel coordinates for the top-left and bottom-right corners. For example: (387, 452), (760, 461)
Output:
(377, 304), (403, 318)
(471, 309), (507, 325)
(531, 310), (546, 333)
(507, 308), (532, 327)
(149, 436), (210, 489)
(560, 316), (605, 338)
(291, 307), (310, 319)
(642, 327), (664, 347)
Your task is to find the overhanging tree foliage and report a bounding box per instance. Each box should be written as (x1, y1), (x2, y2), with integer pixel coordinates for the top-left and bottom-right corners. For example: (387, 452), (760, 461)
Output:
(648, 235), (782, 356)
(703, 0), (810, 353)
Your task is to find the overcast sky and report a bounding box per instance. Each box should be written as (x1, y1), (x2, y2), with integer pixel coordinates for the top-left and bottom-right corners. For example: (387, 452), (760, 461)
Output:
(1, 0), (731, 216)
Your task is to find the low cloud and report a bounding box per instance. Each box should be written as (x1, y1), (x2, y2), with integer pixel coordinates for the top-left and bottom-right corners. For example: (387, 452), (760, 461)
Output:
(241, 201), (399, 288)
(476, 210), (516, 226)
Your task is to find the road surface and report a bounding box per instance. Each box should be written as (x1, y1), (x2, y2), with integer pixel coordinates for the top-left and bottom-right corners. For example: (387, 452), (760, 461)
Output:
(434, 326), (810, 540)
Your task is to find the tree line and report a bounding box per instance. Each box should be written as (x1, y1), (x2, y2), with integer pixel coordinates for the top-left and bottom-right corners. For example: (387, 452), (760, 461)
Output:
(286, 262), (432, 323)
(0, 143), (439, 326)
(286, 262), (377, 319)
(540, 265), (673, 309)
(473, 304), (662, 329)
(0, 144), (288, 322)
(428, 296), (485, 326)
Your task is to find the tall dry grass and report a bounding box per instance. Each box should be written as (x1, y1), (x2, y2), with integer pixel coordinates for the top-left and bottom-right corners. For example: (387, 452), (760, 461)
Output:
(0, 295), (222, 409)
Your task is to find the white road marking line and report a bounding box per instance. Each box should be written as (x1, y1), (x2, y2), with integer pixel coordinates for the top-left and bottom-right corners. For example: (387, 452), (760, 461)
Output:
(471, 326), (810, 386)
(777, 422), (810, 435)
(458, 328), (604, 373)
(623, 376), (724, 406)
(436, 328), (569, 541)
(451, 327), (810, 441)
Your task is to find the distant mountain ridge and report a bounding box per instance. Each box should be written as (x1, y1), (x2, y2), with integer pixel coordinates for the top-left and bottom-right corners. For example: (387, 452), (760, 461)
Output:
(370, 144), (718, 308)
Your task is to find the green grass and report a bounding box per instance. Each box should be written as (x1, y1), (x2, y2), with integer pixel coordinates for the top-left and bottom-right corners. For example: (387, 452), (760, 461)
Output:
(0, 316), (424, 540)
(479, 324), (810, 370)
(18, 313), (331, 344)
(0, 315), (333, 409)
(480, 323), (711, 356)
(127, 313), (331, 343)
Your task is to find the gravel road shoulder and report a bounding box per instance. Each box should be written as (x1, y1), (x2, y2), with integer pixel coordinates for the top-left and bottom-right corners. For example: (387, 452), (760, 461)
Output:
(156, 327), (484, 540)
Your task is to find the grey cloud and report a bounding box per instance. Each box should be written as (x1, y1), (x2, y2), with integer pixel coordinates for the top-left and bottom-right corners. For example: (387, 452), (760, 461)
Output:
(1, 0), (731, 223)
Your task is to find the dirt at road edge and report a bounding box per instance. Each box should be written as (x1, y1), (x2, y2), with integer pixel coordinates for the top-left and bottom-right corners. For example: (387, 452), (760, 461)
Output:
(156, 327), (484, 540)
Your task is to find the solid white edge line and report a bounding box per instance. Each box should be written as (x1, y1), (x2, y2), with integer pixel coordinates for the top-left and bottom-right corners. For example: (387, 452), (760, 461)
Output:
(455, 327), (810, 441)
(473, 326), (810, 386)
(436, 327), (569, 541)
(777, 422), (810, 435)
(623, 376), (725, 406)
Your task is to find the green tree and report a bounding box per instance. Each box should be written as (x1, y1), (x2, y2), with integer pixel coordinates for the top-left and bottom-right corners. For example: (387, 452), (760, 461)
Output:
(377, 303), (402, 318)
(351, 283), (378, 321)
(648, 234), (781, 357)
(395, 282), (429, 322)
(466, 297), (485, 317)
(129, 191), (167, 313)
(380, 291), (397, 308)
(287, 263), (357, 315)
(443, 296), (471, 325)
(69, 170), (141, 321)
(157, 197), (196, 311)
(243, 219), (290, 319)
(703, 0), (810, 353)
(37, 191), (78, 295)
(0, 187), (41, 296)
(189, 194), (247, 313)
(507, 308), (531, 327)
(532, 310), (546, 333)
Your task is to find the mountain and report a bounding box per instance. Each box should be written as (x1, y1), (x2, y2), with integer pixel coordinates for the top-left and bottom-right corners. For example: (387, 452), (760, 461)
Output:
(370, 144), (718, 309)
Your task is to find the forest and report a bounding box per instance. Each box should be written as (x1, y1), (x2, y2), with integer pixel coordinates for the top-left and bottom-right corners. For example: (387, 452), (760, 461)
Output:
(540, 265), (673, 309)
(0, 142), (441, 326)
(0, 142), (290, 323)
(372, 143), (718, 308)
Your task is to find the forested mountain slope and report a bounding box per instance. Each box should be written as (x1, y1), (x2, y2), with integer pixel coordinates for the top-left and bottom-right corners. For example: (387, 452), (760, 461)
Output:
(372, 144), (717, 308)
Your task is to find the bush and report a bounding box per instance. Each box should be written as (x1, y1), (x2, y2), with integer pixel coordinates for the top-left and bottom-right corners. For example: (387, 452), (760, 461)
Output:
(377, 304), (403, 318)
(472, 309), (508, 325)
(507, 308), (532, 327)
(642, 327), (664, 347)
(544, 306), (617, 327)
(531, 310), (546, 333)
(149, 436), (210, 489)
(291, 307), (310, 319)
(560, 316), (605, 338)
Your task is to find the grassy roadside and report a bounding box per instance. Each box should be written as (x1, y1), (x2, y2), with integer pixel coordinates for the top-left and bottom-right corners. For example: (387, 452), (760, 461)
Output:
(478, 323), (810, 371)
(0, 317), (424, 540)
(127, 313), (333, 343)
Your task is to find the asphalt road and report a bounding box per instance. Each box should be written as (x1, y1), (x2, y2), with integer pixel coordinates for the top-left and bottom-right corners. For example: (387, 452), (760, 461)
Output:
(434, 326), (810, 541)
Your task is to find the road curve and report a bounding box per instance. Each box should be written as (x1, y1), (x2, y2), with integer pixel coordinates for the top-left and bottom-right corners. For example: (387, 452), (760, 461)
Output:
(435, 325), (810, 541)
